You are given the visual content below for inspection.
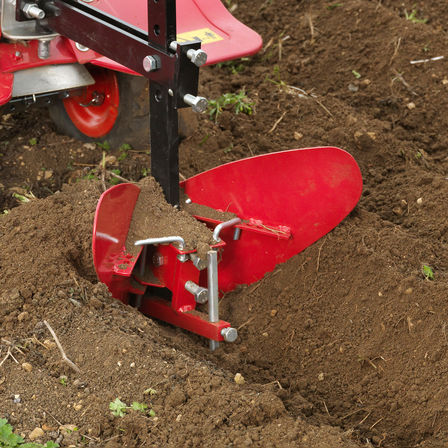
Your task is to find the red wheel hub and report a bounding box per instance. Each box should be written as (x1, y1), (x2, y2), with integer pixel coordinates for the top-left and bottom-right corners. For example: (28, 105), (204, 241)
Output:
(63, 67), (119, 138)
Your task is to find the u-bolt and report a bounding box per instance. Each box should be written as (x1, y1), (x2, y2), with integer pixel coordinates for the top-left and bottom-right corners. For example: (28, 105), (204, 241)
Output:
(134, 236), (185, 251)
(213, 217), (242, 242)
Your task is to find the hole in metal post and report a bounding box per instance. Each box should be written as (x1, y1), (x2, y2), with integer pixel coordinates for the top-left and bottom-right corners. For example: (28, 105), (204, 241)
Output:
(154, 24), (160, 36)
(154, 90), (163, 102)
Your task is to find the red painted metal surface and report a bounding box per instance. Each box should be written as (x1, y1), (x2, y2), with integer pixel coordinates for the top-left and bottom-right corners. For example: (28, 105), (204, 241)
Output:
(90, 0), (262, 68)
(63, 67), (119, 137)
(0, 72), (13, 104)
(139, 298), (228, 341)
(182, 147), (363, 292)
(92, 183), (141, 302)
(0, 38), (76, 74)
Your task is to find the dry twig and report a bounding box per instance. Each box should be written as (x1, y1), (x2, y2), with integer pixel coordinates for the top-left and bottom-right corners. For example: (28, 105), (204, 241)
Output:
(268, 111), (287, 134)
(43, 320), (80, 373)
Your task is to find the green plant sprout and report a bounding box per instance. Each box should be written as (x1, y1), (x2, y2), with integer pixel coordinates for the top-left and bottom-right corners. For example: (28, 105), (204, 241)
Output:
(109, 169), (122, 185)
(216, 58), (249, 74)
(143, 387), (157, 396)
(422, 265), (434, 280)
(109, 398), (127, 417)
(208, 91), (255, 122)
(118, 143), (131, 161)
(109, 398), (155, 418)
(0, 419), (59, 448)
(12, 191), (36, 203)
(404, 9), (428, 24)
(352, 70), (361, 79)
(28, 137), (37, 146)
(327, 3), (343, 10)
(96, 141), (111, 151)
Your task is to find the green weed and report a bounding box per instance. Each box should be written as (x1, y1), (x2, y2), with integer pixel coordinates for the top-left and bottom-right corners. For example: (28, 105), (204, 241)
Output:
(327, 3), (343, 10)
(208, 91), (255, 122)
(118, 143), (131, 161)
(28, 138), (37, 146)
(422, 264), (434, 280)
(109, 169), (122, 185)
(109, 398), (155, 418)
(96, 141), (111, 151)
(352, 70), (361, 79)
(216, 58), (249, 74)
(404, 9), (428, 24)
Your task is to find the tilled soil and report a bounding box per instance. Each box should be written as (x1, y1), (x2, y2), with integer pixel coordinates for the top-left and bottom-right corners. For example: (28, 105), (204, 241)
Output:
(2, 0), (448, 447)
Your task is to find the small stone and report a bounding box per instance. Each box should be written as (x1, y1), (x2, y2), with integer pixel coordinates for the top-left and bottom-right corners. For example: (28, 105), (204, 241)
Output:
(42, 423), (56, 431)
(294, 132), (303, 140)
(44, 170), (53, 180)
(17, 311), (29, 322)
(176, 414), (182, 422)
(407, 102), (416, 110)
(360, 78), (371, 86)
(83, 143), (96, 150)
(73, 403), (82, 411)
(262, 332), (268, 337)
(13, 394), (21, 403)
(348, 83), (359, 92)
(130, 362), (136, 368)
(104, 155), (117, 164)
(405, 287), (413, 295)
(29, 427), (44, 441)
(317, 372), (325, 381)
(270, 309), (278, 317)
(22, 362), (33, 372)
(378, 291), (383, 297)
(234, 373), (245, 385)
(416, 197), (423, 205)
(442, 78), (448, 85)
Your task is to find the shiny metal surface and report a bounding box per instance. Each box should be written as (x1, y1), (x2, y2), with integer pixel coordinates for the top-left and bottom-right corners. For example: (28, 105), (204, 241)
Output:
(12, 64), (94, 98)
(1, 0), (58, 39)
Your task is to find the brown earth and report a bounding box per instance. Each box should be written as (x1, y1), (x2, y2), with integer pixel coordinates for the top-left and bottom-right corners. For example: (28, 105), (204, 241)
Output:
(2, 0), (448, 446)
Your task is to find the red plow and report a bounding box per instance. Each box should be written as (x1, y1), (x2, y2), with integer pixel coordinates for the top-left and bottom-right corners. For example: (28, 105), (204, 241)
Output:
(2, 0), (362, 348)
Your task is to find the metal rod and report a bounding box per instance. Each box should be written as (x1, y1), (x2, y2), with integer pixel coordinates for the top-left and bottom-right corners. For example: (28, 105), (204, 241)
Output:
(213, 217), (242, 242)
(207, 250), (219, 351)
(135, 245), (147, 309)
(134, 236), (185, 251)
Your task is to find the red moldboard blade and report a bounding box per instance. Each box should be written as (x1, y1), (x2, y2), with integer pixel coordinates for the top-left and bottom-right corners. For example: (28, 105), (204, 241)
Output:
(181, 147), (363, 293)
(92, 183), (141, 301)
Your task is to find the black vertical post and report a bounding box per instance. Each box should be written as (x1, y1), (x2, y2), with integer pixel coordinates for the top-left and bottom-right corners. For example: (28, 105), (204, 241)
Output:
(147, 0), (179, 207)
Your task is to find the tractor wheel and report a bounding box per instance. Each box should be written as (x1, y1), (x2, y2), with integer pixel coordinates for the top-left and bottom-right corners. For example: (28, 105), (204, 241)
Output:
(48, 65), (196, 149)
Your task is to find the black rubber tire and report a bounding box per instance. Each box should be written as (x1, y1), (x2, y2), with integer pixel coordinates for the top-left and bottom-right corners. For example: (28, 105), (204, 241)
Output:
(48, 69), (151, 149)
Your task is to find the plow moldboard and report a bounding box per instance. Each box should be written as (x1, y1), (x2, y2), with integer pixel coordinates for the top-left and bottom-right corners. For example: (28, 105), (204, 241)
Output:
(182, 147), (363, 292)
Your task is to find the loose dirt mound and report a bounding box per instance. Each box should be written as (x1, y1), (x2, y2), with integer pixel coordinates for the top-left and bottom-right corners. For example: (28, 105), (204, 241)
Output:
(2, 0), (448, 446)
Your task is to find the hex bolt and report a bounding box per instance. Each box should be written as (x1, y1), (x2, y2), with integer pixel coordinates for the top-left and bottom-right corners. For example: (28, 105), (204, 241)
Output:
(184, 94), (208, 113)
(143, 55), (161, 72)
(185, 280), (208, 304)
(152, 254), (164, 267)
(221, 327), (238, 343)
(186, 49), (208, 67)
(22, 3), (45, 19)
(189, 253), (207, 271)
